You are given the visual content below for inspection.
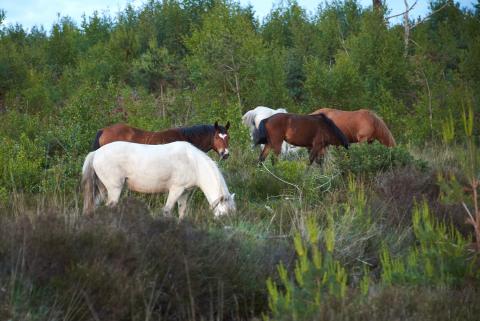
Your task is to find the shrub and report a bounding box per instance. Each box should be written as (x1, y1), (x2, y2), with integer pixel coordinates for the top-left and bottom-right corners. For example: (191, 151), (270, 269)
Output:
(381, 202), (477, 286)
(0, 201), (293, 320)
(0, 134), (46, 193)
(328, 141), (427, 177)
(265, 218), (348, 321)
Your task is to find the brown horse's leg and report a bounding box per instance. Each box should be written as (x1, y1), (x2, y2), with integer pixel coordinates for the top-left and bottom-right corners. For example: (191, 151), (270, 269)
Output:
(259, 144), (272, 163)
(355, 134), (366, 143)
(357, 128), (374, 144)
(315, 147), (326, 165)
(308, 147), (319, 165)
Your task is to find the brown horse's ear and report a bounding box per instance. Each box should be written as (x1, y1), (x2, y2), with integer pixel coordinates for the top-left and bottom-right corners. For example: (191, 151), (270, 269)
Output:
(214, 121), (219, 130)
(225, 121), (230, 130)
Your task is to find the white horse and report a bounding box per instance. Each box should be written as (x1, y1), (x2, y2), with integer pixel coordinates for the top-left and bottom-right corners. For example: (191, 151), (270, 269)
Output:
(82, 141), (236, 218)
(242, 106), (298, 155)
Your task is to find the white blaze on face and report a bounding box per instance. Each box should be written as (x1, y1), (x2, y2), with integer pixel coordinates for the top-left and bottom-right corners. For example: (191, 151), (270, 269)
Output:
(219, 133), (228, 140)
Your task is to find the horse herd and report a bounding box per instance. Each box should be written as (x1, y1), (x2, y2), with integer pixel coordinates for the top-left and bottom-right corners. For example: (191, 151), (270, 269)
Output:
(82, 106), (395, 218)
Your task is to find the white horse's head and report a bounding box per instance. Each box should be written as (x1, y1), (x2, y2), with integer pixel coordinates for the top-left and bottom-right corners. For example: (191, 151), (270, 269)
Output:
(213, 193), (236, 217)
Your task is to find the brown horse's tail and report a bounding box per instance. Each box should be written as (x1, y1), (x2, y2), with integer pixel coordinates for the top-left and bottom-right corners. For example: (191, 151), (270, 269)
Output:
(82, 152), (104, 215)
(317, 114), (350, 149)
(91, 130), (103, 151)
(371, 112), (396, 147)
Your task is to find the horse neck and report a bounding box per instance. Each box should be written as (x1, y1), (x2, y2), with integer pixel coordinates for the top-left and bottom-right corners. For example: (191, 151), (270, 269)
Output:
(182, 129), (213, 152)
(147, 129), (178, 144)
(195, 155), (229, 205)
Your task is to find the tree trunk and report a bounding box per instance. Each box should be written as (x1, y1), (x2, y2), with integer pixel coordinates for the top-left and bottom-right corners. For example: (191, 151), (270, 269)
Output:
(234, 72), (241, 107)
(373, 0), (383, 11)
(403, 0), (410, 57)
(160, 82), (165, 118)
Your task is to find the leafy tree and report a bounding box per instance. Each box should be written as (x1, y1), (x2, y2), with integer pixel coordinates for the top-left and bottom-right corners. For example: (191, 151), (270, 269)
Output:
(81, 11), (112, 48)
(262, 1), (317, 103)
(185, 1), (263, 107)
(47, 17), (81, 79)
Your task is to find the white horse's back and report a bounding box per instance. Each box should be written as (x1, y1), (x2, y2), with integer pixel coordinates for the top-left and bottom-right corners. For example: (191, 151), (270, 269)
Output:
(93, 142), (195, 193)
(242, 106), (287, 131)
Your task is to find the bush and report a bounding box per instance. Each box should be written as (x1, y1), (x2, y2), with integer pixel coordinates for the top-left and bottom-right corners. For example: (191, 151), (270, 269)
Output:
(265, 218), (348, 321)
(329, 141), (427, 177)
(0, 201), (293, 320)
(0, 134), (46, 193)
(381, 202), (477, 286)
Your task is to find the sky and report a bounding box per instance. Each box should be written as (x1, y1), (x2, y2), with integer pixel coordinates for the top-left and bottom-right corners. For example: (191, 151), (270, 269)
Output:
(0, 0), (476, 31)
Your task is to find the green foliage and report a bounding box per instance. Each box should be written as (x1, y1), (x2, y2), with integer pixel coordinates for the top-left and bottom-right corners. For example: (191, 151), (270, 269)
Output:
(47, 17), (82, 77)
(185, 2), (263, 106)
(131, 39), (177, 91)
(304, 52), (365, 107)
(265, 218), (347, 320)
(0, 134), (45, 193)
(251, 46), (292, 108)
(329, 141), (427, 177)
(381, 202), (476, 286)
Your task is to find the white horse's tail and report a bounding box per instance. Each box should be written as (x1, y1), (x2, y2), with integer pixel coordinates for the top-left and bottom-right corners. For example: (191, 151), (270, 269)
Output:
(242, 110), (256, 129)
(82, 152), (103, 215)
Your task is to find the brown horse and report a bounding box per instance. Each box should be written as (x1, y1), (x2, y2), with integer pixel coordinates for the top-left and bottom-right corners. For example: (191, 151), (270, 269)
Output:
(310, 108), (396, 147)
(254, 113), (349, 164)
(92, 121), (231, 159)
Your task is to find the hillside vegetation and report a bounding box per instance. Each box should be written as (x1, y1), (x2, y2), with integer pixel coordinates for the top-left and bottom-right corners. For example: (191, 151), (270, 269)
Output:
(0, 0), (479, 320)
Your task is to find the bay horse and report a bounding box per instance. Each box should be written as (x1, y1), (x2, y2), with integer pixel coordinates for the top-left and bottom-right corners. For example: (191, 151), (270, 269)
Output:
(82, 141), (236, 218)
(254, 113), (350, 164)
(242, 106), (299, 155)
(92, 121), (231, 159)
(310, 108), (396, 147)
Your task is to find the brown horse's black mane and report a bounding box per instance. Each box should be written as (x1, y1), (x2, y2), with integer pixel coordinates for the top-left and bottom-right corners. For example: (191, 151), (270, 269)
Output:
(312, 113), (349, 148)
(179, 124), (227, 140)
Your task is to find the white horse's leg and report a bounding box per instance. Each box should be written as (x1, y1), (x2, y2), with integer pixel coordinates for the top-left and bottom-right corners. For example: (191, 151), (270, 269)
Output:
(95, 170), (124, 208)
(105, 186), (122, 208)
(177, 191), (190, 220)
(95, 183), (107, 206)
(163, 187), (185, 217)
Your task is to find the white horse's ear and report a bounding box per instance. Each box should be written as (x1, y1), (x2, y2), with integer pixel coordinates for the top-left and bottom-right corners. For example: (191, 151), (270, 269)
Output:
(231, 193), (235, 200)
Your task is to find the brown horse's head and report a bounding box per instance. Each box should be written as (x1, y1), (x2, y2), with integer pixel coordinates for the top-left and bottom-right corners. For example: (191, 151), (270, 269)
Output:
(213, 121), (230, 160)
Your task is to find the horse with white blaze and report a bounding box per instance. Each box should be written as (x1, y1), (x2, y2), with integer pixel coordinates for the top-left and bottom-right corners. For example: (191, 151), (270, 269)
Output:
(82, 141), (236, 218)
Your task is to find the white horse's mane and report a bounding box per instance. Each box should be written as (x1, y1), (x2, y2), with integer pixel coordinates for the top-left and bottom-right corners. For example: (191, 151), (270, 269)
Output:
(193, 147), (231, 200)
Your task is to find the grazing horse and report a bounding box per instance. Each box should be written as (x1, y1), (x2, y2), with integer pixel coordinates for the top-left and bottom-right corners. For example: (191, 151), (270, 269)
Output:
(92, 121), (231, 159)
(310, 108), (396, 147)
(254, 113), (349, 164)
(242, 106), (298, 155)
(82, 141), (236, 218)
